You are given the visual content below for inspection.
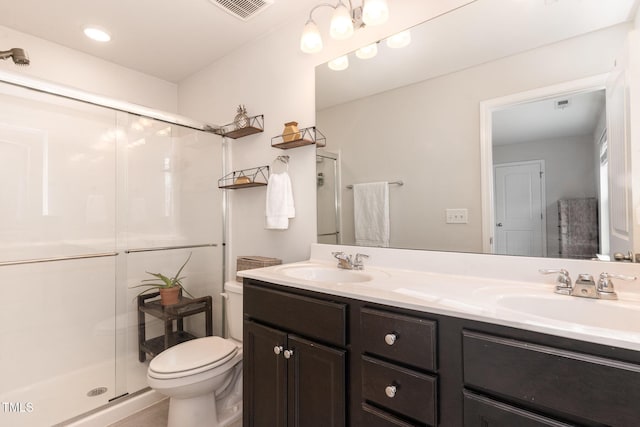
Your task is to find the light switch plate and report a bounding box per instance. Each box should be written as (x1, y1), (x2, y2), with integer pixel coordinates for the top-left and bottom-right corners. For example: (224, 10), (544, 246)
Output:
(446, 208), (468, 224)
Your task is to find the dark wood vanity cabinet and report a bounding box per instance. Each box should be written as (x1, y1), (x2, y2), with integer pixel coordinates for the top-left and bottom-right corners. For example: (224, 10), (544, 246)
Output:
(243, 282), (347, 427)
(244, 279), (640, 427)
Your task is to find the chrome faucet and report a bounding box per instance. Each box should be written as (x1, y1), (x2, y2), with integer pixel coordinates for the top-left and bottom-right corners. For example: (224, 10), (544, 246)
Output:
(332, 251), (369, 270)
(539, 268), (572, 295)
(539, 269), (636, 299)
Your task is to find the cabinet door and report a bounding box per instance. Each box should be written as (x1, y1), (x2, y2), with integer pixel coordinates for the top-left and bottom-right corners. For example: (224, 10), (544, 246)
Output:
(244, 321), (288, 427)
(287, 335), (346, 427)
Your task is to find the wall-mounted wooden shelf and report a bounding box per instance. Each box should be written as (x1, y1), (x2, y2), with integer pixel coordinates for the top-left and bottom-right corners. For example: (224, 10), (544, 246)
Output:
(213, 114), (264, 139)
(271, 126), (326, 149)
(218, 165), (269, 189)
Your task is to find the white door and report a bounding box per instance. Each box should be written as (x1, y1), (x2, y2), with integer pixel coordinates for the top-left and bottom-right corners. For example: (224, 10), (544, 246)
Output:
(606, 30), (638, 258)
(494, 161), (545, 256)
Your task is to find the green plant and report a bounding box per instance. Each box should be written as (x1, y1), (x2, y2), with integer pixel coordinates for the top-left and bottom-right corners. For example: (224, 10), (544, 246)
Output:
(133, 253), (195, 299)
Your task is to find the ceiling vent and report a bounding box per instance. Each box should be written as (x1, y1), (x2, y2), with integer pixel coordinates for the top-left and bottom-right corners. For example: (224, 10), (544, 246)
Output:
(209, 0), (274, 21)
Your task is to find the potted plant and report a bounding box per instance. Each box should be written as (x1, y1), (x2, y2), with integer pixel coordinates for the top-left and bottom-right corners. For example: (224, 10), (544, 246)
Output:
(133, 253), (195, 306)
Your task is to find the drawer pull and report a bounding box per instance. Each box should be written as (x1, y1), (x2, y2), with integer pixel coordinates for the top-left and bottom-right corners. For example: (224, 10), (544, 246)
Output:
(385, 385), (397, 398)
(385, 333), (398, 346)
(284, 349), (294, 359)
(273, 345), (283, 355)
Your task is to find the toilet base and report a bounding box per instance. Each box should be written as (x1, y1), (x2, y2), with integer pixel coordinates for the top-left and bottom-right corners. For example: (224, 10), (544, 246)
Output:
(168, 392), (217, 427)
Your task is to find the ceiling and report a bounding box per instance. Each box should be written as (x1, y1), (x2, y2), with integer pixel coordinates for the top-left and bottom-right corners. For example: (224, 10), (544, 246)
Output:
(0, 0), (320, 82)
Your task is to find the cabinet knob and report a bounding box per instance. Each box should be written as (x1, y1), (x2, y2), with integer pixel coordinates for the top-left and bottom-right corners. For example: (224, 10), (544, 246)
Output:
(385, 385), (397, 398)
(284, 349), (294, 359)
(384, 333), (397, 346)
(273, 346), (283, 355)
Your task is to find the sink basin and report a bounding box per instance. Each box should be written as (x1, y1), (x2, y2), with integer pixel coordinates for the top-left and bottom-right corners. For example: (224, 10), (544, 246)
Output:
(278, 266), (373, 283)
(497, 295), (640, 332)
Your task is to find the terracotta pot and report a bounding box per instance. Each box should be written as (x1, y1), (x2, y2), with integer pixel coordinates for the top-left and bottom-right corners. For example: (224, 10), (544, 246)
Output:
(159, 286), (181, 306)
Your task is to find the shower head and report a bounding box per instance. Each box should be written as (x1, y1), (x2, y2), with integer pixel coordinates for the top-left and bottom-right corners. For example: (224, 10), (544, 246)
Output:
(0, 48), (30, 66)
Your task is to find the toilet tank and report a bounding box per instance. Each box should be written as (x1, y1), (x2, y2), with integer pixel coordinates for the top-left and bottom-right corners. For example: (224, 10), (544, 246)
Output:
(224, 281), (243, 342)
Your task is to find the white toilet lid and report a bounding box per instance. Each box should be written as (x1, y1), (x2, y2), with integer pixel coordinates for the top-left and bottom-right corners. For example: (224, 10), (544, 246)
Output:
(149, 336), (238, 376)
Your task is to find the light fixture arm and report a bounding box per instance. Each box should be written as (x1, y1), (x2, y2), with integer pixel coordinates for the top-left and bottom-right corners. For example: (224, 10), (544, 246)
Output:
(307, 3), (337, 23)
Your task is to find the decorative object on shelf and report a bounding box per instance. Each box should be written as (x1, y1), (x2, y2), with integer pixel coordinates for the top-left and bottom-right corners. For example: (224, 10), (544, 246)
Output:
(272, 126), (326, 149)
(234, 175), (252, 185)
(218, 165), (269, 189)
(213, 114), (264, 139)
(282, 121), (301, 142)
(300, 0), (389, 54)
(234, 104), (249, 129)
(132, 253), (195, 306)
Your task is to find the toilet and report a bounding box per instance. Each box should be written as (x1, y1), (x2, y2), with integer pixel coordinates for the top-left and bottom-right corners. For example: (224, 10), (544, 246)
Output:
(147, 281), (243, 427)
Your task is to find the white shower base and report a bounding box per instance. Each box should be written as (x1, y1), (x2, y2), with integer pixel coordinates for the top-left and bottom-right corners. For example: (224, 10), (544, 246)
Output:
(0, 355), (150, 427)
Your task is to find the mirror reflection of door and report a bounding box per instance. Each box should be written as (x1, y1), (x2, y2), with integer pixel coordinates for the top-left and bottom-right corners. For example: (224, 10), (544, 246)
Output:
(492, 89), (605, 259)
(494, 161), (545, 257)
(316, 150), (341, 244)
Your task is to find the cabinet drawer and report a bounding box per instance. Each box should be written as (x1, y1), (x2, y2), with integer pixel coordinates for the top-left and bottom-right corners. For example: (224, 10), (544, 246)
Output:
(361, 307), (436, 371)
(463, 330), (640, 426)
(362, 355), (437, 425)
(362, 403), (421, 427)
(464, 391), (574, 427)
(244, 283), (346, 347)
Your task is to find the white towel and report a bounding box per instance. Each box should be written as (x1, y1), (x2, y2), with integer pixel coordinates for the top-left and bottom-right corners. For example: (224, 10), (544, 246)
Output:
(265, 172), (295, 230)
(353, 182), (389, 247)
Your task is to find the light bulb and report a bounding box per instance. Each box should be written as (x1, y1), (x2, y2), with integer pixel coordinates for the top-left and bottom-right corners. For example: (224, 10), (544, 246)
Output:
(386, 30), (411, 49)
(300, 20), (323, 53)
(84, 27), (111, 42)
(355, 43), (378, 59)
(328, 55), (349, 71)
(362, 0), (389, 26)
(329, 3), (354, 40)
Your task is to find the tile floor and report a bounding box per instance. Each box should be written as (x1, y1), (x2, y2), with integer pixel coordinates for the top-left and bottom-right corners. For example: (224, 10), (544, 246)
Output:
(108, 399), (242, 427)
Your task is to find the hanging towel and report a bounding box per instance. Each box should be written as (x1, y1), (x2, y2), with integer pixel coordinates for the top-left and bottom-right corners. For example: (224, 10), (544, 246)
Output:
(265, 172), (295, 230)
(354, 182), (389, 247)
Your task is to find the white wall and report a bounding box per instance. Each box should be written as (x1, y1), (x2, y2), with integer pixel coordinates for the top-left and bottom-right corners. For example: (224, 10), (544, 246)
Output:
(178, 0), (474, 278)
(494, 135), (597, 257)
(0, 25), (177, 111)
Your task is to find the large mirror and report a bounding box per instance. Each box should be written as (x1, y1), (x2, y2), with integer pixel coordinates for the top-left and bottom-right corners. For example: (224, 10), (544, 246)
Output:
(316, 0), (640, 260)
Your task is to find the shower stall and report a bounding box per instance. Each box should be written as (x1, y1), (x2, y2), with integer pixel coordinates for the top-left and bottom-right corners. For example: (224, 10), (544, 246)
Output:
(0, 75), (223, 426)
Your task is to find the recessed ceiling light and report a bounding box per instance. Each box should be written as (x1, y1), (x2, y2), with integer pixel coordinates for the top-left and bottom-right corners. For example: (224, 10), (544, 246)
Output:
(84, 27), (111, 42)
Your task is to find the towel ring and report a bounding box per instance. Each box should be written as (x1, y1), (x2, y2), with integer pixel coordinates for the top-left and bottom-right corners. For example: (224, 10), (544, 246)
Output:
(272, 155), (289, 172)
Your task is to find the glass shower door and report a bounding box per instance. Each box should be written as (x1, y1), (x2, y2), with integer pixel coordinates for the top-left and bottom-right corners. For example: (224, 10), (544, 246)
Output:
(0, 83), (119, 426)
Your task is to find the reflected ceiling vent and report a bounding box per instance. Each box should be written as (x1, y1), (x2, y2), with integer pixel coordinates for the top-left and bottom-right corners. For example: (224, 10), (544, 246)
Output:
(209, 0), (274, 21)
(555, 99), (571, 110)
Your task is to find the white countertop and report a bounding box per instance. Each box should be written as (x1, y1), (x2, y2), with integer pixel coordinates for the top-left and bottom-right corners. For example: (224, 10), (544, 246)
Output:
(239, 248), (640, 352)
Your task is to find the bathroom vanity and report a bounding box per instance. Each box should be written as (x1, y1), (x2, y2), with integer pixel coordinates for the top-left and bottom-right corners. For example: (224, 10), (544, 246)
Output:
(241, 245), (640, 427)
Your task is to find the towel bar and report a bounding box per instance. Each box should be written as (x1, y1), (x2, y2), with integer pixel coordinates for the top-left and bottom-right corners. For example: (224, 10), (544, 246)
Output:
(346, 181), (403, 189)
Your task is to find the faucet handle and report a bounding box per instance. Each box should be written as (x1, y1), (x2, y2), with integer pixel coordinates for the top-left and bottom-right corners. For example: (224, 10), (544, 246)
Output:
(353, 253), (369, 270)
(539, 268), (572, 294)
(332, 251), (346, 259)
(597, 272), (637, 299)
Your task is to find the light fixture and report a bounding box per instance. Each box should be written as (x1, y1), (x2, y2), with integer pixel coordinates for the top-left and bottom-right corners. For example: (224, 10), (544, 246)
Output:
(84, 26), (111, 42)
(301, 1), (389, 54)
(355, 42), (378, 59)
(300, 20), (323, 53)
(329, 2), (355, 40)
(386, 30), (411, 49)
(328, 55), (349, 71)
(362, 0), (389, 26)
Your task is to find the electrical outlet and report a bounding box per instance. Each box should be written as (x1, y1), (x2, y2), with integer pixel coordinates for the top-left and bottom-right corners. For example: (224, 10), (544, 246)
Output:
(446, 208), (468, 224)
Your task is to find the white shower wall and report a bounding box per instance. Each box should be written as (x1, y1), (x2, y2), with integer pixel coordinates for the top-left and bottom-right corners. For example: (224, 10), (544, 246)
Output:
(0, 81), (223, 427)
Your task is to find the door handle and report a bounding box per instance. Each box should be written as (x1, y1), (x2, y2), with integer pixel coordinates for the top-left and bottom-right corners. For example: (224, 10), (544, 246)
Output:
(496, 223), (503, 227)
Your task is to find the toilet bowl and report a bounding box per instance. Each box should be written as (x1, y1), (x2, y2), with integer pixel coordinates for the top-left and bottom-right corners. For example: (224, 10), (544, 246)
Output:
(147, 281), (243, 427)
